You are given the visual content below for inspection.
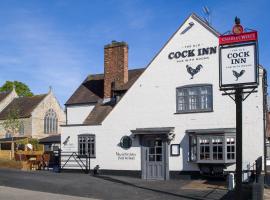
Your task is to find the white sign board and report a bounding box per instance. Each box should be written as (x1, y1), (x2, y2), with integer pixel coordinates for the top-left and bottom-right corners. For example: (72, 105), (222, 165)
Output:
(220, 43), (257, 88)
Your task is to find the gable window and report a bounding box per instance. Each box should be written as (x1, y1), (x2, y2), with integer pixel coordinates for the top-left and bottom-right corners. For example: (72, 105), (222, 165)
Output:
(176, 85), (213, 113)
(78, 134), (95, 158)
(44, 109), (58, 134)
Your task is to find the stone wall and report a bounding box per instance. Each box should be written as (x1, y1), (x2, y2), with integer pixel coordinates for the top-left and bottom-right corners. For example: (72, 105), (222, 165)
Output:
(0, 118), (32, 138)
(31, 91), (65, 139)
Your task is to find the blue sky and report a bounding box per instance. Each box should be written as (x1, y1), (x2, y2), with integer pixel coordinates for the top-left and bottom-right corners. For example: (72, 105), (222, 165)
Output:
(0, 0), (269, 105)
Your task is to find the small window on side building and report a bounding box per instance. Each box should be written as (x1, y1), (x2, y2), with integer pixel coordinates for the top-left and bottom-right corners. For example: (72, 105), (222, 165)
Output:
(78, 134), (95, 158)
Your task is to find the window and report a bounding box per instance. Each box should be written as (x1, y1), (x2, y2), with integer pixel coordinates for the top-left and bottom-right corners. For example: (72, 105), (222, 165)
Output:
(44, 109), (58, 134)
(189, 133), (236, 163)
(19, 121), (24, 136)
(226, 137), (235, 160)
(212, 137), (223, 160)
(176, 85), (213, 113)
(5, 132), (12, 138)
(78, 134), (95, 158)
(199, 137), (210, 160)
(189, 135), (197, 161)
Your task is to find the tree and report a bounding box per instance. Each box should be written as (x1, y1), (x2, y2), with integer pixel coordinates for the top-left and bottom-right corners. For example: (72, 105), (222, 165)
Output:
(2, 106), (20, 136)
(0, 81), (33, 97)
(2, 106), (20, 158)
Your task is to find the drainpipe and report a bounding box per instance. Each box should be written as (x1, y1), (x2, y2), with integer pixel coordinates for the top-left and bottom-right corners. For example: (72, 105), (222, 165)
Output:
(263, 68), (268, 178)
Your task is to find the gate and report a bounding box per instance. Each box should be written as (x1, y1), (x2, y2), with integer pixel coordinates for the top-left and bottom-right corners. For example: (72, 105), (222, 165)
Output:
(60, 151), (91, 174)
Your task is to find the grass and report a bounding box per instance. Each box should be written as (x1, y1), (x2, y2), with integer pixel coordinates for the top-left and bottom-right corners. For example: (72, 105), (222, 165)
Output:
(0, 158), (22, 169)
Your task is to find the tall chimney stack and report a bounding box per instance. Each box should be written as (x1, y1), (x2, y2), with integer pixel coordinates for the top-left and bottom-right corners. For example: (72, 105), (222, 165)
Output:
(104, 41), (128, 99)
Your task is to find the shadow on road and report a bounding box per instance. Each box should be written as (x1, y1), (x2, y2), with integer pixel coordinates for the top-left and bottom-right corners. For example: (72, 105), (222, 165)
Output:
(95, 175), (229, 200)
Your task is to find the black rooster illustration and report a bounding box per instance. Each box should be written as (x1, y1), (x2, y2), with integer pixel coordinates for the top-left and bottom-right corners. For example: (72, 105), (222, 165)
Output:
(186, 64), (203, 79)
(232, 70), (245, 81)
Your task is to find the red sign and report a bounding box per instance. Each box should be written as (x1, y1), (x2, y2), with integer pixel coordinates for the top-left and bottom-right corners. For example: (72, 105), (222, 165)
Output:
(219, 31), (257, 45)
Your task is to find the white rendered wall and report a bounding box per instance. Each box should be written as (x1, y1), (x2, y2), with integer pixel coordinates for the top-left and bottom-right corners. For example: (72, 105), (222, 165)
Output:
(61, 15), (265, 173)
(66, 104), (95, 125)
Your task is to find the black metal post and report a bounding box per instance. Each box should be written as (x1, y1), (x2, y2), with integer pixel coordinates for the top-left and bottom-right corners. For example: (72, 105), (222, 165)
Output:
(235, 88), (243, 199)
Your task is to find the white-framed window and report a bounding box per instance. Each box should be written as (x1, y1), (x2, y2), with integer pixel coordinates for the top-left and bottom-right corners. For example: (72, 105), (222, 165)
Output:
(212, 137), (223, 160)
(226, 137), (235, 160)
(44, 109), (58, 134)
(78, 134), (95, 158)
(189, 134), (236, 163)
(176, 85), (213, 113)
(199, 137), (210, 160)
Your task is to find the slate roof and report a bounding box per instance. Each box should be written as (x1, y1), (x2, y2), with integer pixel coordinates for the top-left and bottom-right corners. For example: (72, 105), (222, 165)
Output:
(65, 68), (145, 106)
(83, 102), (113, 125)
(64, 68), (145, 126)
(0, 94), (47, 120)
(0, 91), (11, 102)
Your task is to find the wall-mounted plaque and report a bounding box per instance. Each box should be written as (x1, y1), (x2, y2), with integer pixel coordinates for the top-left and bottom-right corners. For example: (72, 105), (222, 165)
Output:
(170, 144), (180, 156)
(120, 136), (132, 149)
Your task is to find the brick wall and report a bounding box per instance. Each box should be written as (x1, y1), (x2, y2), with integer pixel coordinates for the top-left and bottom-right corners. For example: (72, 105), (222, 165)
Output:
(104, 41), (128, 99)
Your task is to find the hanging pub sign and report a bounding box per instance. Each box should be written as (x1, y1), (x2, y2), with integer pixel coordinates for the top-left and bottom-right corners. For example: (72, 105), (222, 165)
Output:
(219, 18), (258, 89)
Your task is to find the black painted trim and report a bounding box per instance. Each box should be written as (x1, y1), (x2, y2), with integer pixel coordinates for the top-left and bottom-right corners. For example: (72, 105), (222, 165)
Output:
(98, 170), (141, 178)
(169, 171), (201, 179)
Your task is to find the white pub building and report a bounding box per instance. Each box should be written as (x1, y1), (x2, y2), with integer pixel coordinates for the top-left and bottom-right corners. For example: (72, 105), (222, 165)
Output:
(61, 13), (267, 180)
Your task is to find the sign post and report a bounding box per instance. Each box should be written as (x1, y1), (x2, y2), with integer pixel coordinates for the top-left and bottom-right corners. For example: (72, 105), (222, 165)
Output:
(219, 17), (258, 200)
(235, 88), (243, 199)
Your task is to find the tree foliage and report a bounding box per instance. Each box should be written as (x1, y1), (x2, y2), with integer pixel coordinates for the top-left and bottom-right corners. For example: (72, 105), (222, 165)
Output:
(2, 106), (20, 136)
(0, 81), (33, 97)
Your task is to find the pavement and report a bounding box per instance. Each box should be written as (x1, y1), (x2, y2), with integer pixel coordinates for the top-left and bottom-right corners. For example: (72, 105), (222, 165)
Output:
(0, 168), (231, 200)
(265, 188), (270, 200)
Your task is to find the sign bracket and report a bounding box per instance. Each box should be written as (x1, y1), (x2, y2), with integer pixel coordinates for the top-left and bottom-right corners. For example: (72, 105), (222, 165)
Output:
(222, 88), (257, 102)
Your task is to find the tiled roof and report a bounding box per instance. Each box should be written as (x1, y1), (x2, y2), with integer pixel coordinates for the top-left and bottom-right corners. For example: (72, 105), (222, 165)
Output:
(65, 68), (145, 125)
(0, 91), (11, 102)
(0, 94), (47, 120)
(83, 102), (113, 125)
(65, 68), (145, 105)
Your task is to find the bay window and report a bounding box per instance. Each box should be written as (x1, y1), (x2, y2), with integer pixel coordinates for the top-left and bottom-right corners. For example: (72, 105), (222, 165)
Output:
(187, 129), (236, 163)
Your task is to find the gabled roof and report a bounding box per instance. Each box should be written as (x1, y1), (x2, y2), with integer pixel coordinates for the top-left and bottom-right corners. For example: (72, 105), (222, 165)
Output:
(190, 13), (220, 37)
(0, 91), (11, 102)
(65, 68), (145, 106)
(0, 94), (47, 120)
(65, 13), (220, 126)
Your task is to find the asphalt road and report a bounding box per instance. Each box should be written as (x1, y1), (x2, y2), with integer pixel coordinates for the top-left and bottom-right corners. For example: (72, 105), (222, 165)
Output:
(0, 186), (97, 200)
(0, 168), (229, 200)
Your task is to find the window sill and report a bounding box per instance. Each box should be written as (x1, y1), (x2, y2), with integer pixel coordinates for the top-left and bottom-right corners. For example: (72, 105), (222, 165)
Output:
(174, 110), (213, 114)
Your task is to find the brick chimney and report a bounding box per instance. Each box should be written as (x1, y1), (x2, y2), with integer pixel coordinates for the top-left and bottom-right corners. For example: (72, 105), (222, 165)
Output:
(104, 41), (128, 99)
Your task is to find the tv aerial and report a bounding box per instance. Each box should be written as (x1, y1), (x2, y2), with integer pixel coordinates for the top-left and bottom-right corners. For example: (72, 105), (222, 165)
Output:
(202, 6), (211, 25)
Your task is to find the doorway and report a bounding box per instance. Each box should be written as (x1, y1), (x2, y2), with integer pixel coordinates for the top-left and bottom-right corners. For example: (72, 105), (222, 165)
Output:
(141, 136), (168, 180)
